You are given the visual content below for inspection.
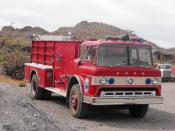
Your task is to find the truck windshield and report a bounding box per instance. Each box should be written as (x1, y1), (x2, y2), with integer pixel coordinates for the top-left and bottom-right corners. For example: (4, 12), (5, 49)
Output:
(97, 45), (128, 66)
(129, 46), (152, 67)
(97, 44), (153, 67)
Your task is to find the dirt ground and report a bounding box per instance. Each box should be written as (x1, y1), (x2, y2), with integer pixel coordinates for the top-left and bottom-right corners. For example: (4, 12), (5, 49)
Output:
(0, 82), (175, 131)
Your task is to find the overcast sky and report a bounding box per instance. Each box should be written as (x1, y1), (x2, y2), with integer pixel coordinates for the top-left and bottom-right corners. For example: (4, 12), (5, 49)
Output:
(0, 0), (175, 48)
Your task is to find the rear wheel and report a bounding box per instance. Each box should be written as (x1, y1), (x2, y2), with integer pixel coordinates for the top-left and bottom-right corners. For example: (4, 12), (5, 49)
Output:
(129, 104), (149, 118)
(69, 84), (88, 118)
(31, 74), (44, 100)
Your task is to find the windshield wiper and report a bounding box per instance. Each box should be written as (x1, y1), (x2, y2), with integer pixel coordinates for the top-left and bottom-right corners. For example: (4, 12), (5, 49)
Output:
(110, 64), (126, 67)
(135, 65), (151, 68)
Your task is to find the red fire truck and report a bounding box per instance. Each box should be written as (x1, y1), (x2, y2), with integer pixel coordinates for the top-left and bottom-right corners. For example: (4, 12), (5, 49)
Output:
(25, 35), (163, 118)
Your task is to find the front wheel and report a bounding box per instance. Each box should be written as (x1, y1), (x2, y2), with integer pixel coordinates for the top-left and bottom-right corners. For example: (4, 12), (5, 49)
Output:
(129, 104), (149, 118)
(69, 84), (88, 118)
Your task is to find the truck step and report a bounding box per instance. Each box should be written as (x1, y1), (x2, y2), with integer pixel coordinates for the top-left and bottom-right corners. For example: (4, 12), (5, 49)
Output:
(45, 87), (66, 97)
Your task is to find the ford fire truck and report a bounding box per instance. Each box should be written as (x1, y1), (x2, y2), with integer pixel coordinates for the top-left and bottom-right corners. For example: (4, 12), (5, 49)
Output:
(25, 35), (163, 118)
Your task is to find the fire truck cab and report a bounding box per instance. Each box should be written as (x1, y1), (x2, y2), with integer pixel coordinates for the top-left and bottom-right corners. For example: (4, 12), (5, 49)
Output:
(25, 35), (163, 118)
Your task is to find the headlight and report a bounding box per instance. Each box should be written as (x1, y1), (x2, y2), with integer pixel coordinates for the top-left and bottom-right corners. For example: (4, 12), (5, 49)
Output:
(152, 78), (159, 85)
(99, 77), (108, 85)
(152, 91), (156, 96)
(84, 78), (90, 92)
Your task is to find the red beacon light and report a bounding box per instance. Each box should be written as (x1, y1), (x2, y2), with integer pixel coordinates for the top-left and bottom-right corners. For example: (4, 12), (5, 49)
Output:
(105, 34), (145, 43)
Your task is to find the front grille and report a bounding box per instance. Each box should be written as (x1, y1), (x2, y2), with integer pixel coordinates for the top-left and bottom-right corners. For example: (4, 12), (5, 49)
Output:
(163, 70), (172, 77)
(100, 88), (155, 92)
(100, 90), (156, 98)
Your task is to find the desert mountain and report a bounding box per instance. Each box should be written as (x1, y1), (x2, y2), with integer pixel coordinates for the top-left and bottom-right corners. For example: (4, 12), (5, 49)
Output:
(0, 21), (174, 54)
(0, 26), (49, 39)
(53, 21), (135, 40)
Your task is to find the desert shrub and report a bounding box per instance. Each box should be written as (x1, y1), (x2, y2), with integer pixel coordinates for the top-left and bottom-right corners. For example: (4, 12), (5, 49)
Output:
(0, 55), (5, 63)
(3, 50), (30, 79)
(0, 36), (30, 79)
(18, 82), (26, 87)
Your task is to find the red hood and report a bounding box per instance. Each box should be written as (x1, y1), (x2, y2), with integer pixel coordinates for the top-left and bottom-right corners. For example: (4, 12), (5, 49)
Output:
(93, 66), (161, 77)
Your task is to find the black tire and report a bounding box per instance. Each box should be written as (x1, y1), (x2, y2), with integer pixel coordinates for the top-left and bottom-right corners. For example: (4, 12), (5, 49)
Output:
(43, 90), (52, 100)
(129, 104), (149, 118)
(69, 84), (88, 118)
(31, 74), (44, 100)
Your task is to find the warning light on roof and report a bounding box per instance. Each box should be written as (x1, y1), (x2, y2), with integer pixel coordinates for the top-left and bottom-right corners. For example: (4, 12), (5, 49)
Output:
(105, 34), (145, 43)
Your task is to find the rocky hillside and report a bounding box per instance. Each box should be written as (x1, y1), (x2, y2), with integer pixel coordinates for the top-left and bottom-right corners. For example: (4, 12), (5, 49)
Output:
(0, 21), (174, 53)
(53, 21), (135, 40)
(1, 26), (49, 40)
(0, 21), (135, 41)
(167, 48), (175, 54)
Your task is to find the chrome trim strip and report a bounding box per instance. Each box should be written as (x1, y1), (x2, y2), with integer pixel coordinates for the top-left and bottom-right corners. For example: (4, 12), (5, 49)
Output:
(33, 35), (72, 41)
(45, 87), (66, 97)
(25, 63), (53, 69)
(83, 95), (163, 105)
(91, 76), (161, 86)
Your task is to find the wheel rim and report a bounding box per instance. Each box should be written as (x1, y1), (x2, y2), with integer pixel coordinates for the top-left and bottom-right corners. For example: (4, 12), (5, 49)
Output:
(70, 91), (79, 112)
(31, 81), (36, 96)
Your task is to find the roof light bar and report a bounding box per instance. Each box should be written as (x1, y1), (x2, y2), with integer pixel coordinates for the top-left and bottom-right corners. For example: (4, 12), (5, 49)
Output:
(105, 34), (145, 43)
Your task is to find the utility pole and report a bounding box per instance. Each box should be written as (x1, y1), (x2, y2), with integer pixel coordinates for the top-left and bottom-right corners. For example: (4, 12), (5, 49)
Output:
(10, 21), (15, 38)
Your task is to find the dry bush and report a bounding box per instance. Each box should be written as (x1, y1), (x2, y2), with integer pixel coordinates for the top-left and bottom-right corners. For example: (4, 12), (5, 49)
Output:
(18, 82), (26, 87)
(0, 36), (31, 80)
(0, 75), (24, 86)
(3, 50), (30, 80)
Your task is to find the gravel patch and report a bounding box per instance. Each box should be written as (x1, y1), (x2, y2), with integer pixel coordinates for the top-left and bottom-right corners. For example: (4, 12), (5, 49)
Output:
(0, 82), (175, 131)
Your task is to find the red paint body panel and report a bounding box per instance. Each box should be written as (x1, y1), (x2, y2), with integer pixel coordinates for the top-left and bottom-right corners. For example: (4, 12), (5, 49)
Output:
(25, 65), (53, 87)
(54, 41), (80, 90)
(25, 40), (81, 87)
(25, 65), (30, 82)
(77, 66), (161, 77)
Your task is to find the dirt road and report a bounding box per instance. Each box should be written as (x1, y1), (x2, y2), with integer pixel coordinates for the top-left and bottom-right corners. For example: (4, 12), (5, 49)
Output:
(0, 82), (175, 131)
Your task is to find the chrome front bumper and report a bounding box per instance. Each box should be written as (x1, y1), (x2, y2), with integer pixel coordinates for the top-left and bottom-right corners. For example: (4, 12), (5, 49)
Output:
(83, 96), (163, 105)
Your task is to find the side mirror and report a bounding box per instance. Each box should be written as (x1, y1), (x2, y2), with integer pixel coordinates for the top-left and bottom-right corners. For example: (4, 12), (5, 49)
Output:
(74, 58), (82, 67)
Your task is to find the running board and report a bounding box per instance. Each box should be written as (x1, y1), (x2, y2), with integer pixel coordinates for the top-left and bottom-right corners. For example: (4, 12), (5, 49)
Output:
(45, 87), (66, 97)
